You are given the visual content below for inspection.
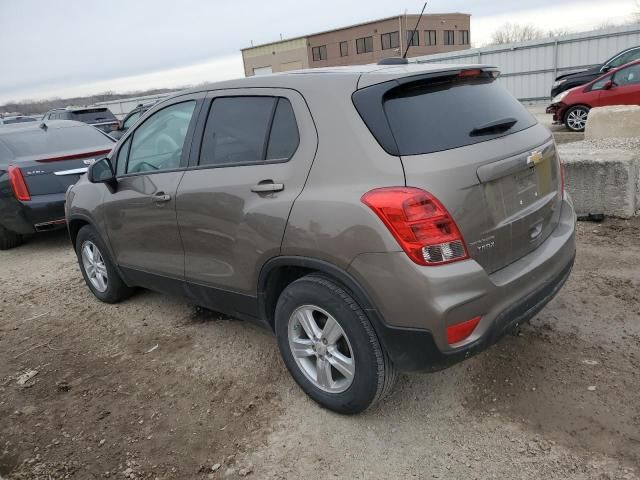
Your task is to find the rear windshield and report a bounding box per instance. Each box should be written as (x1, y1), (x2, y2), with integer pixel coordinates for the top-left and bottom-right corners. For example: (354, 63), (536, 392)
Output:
(69, 108), (117, 123)
(382, 77), (536, 155)
(3, 117), (37, 124)
(0, 124), (113, 159)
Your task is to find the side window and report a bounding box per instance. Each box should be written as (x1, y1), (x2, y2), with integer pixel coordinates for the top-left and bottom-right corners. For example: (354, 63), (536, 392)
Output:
(126, 101), (196, 174)
(266, 99), (299, 160)
(116, 137), (131, 176)
(591, 75), (612, 91)
(614, 64), (640, 86)
(199, 96), (298, 167)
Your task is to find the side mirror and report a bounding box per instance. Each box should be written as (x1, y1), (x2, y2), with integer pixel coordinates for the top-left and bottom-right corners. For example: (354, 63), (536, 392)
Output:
(88, 157), (116, 187)
(601, 65), (611, 73)
(603, 80), (614, 90)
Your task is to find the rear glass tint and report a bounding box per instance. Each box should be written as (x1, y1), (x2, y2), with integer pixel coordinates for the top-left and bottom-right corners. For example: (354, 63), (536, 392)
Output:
(0, 125), (112, 158)
(70, 108), (117, 123)
(382, 78), (536, 155)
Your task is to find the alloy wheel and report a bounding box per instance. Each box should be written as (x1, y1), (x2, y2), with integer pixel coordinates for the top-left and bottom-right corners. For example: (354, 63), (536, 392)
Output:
(81, 241), (108, 292)
(288, 305), (355, 393)
(566, 108), (588, 131)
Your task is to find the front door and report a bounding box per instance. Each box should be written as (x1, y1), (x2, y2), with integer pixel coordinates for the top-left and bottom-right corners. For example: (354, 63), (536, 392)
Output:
(598, 63), (640, 107)
(175, 89), (317, 317)
(102, 96), (202, 284)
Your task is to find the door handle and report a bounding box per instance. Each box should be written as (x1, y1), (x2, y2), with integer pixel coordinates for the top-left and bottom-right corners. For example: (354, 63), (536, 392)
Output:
(251, 181), (284, 193)
(153, 193), (171, 203)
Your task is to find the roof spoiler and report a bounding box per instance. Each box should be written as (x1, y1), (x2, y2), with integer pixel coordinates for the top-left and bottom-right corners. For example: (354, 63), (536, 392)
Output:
(377, 57), (409, 65)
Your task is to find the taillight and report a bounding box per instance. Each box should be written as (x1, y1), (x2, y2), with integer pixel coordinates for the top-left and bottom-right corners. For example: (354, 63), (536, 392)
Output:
(447, 316), (481, 344)
(361, 187), (468, 266)
(8, 166), (31, 201)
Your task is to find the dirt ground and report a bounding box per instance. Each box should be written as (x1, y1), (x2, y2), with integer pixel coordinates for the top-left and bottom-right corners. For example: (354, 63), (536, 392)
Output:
(0, 218), (639, 480)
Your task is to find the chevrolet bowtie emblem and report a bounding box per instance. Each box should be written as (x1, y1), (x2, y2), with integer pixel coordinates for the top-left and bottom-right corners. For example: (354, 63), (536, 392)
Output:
(527, 150), (544, 167)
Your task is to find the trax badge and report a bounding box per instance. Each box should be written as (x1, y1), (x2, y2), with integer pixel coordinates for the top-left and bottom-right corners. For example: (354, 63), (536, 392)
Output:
(527, 150), (544, 167)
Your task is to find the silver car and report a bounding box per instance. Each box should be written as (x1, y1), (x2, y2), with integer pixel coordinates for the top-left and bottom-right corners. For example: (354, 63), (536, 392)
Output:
(66, 63), (576, 414)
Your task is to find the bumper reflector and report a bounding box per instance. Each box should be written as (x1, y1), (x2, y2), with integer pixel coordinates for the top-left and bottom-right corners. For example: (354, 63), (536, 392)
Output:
(447, 316), (481, 345)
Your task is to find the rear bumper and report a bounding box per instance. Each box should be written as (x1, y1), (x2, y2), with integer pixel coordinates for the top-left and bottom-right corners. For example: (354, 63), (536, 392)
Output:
(0, 193), (66, 235)
(347, 194), (576, 372)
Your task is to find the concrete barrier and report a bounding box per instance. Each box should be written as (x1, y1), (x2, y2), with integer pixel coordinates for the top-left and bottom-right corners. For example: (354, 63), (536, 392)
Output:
(558, 138), (640, 218)
(585, 105), (640, 140)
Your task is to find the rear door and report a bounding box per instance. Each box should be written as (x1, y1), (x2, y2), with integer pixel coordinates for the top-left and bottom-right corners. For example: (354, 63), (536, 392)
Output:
(357, 71), (563, 274)
(176, 89), (317, 311)
(102, 94), (202, 282)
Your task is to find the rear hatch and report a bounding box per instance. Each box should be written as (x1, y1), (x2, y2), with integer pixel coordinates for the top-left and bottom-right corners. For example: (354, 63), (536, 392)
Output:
(3, 123), (113, 196)
(354, 68), (563, 273)
(70, 108), (119, 133)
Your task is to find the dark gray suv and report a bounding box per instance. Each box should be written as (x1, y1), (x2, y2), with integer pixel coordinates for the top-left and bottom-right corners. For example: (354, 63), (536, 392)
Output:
(66, 63), (576, 414)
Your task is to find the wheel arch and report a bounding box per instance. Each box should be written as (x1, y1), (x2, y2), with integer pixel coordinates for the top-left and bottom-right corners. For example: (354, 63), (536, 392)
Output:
(257, 256), (381, 333)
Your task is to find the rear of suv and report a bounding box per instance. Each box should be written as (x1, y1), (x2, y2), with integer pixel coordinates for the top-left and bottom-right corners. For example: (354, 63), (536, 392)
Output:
(44, 107), (119, 134)
(66, 63), (576, 414)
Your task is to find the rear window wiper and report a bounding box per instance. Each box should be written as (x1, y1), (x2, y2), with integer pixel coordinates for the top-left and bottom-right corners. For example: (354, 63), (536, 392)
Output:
(469, 117), (518, 137)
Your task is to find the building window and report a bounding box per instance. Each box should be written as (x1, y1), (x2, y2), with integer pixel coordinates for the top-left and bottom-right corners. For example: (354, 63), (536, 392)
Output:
(356, 36), (374, 54)
(381, 31), (400, 50)
(340, 41), (349, 57)
(444, 30), (455, 45)
(459, 30), (469, 45)
(425, 30), (437, 46)
(407, 30), (419, 47)
(312, 45), (327, 61)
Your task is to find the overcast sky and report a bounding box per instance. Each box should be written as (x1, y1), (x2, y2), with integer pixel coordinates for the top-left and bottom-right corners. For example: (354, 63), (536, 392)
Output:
(0, 0), (637, 104)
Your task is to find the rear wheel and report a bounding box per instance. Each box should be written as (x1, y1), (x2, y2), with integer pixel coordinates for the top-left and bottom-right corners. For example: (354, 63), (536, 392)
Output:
(0, 225), (23, 250)
(75, 225), (135, 303)
(565, 105), (590, 132)
(275, 274), (397, 414)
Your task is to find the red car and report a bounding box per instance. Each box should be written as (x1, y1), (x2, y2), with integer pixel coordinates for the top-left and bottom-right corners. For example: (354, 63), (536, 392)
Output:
(546, 59), (640, 132)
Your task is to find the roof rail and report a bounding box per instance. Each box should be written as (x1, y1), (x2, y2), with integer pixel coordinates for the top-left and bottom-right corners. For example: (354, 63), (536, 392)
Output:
(377, 57), (409, 65)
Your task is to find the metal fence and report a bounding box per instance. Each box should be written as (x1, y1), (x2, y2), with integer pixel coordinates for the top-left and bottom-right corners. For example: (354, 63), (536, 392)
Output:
(412, 23), (640, 103)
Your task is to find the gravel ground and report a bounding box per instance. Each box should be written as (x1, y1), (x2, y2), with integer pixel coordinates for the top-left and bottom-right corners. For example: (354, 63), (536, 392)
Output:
(1, 218), (639, 479)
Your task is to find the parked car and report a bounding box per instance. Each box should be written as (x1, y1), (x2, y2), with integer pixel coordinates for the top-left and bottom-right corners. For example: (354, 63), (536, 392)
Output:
(0, 121), (114, 249)
(551, 45), (640, 98)
(43, 107), (119, 134)
(109, 102), (156, 140)
(66, 63), (576, 414)
(546, 59), (640, 131)
(0, 115), (38, 125)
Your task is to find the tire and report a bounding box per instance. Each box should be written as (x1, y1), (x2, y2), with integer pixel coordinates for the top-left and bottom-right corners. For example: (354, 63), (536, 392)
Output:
(275, 273), (397, 414)
(75, 225), (135, 303)
(564, 105), (590, 132)
(0, 225), (23, 250)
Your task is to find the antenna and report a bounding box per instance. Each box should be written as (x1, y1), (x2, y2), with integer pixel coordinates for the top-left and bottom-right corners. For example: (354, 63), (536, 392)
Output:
(403, 1), (428, 59)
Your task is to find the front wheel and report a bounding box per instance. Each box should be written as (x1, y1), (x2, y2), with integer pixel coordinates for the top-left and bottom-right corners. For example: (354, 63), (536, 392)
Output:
(75, 225), (135, 303)
(565, 105), (590, 132)
(275, 274), (397, 414)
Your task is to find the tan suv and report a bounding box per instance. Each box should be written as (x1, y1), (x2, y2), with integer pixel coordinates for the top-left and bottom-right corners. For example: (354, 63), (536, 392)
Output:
(66, 63), (576, 414)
